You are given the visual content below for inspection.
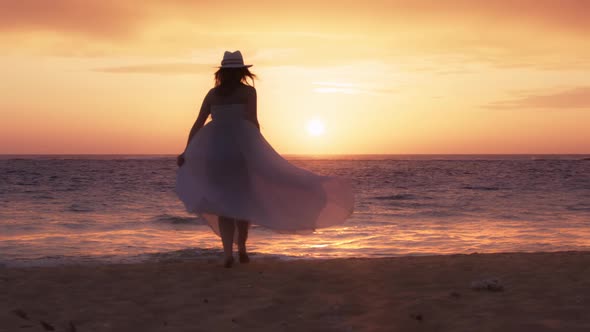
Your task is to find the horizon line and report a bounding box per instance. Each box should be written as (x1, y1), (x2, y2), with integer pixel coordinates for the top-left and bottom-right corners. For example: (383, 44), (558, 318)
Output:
(1, 153), (589, 156)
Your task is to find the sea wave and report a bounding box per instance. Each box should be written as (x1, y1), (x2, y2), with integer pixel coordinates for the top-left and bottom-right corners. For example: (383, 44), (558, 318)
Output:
(372, 194), (418, 200)
(0, 249), (294, 268)
(461, 186), (500, 191)
(152, 214), (206, 225)
(68, 203), (94, 213)
(567, 204), (590, 212)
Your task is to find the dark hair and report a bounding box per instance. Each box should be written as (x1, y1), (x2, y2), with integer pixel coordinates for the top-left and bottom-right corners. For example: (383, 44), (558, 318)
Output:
(214, 67), (257, 96)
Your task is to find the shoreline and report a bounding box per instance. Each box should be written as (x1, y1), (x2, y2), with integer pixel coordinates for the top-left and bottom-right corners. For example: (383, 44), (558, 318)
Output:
(2, 251), (589, 331)
(3, 248), (589, 268)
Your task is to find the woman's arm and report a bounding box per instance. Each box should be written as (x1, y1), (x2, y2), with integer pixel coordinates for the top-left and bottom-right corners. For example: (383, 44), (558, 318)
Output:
(177, 91), (211, 166)
(185, 97), (211, 149)
(246, 87), (260, 130)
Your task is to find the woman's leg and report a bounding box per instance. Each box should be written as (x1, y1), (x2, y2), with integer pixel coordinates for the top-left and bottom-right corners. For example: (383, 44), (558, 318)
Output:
(218, 216), (235, 267)
(236, 219), (250, 263)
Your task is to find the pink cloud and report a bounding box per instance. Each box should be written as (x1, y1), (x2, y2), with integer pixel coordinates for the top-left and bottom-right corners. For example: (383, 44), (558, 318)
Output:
(485, 87), (590, 109)
(1, 0), (589, 69)
(0, 0), (144, 38)
(94, 62), (213, 74)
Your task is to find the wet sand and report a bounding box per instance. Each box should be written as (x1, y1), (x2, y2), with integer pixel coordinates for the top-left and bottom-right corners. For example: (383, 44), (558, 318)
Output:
(2, 251), (590, 331)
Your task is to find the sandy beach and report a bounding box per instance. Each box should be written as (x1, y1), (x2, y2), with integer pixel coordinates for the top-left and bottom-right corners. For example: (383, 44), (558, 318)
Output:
(2, 251), (589, 332)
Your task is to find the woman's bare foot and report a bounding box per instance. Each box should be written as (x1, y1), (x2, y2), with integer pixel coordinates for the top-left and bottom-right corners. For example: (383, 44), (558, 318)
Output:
(224, 256), (234, 268)
(239, 252), (250, 264)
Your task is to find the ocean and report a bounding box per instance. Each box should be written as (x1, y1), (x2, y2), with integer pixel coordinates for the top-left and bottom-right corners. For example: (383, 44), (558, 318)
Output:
(1, 155), (589, 266)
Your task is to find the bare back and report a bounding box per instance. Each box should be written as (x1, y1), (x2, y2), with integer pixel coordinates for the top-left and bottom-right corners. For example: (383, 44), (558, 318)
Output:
(207, 84), (254, 106)
(186, 84), (259, 139)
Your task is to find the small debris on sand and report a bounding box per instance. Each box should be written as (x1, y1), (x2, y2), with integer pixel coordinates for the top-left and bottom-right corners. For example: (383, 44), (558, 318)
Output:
(449, 291), (462, 298)
(471, 278), (504, 292)
(410, 313), (423, 321)
(40, 320), (55, 331)
(12, 309), (29, 320)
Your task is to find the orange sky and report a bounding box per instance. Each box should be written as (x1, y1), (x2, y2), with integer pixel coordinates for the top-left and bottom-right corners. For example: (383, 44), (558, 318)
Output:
(1, 0), (589, 154)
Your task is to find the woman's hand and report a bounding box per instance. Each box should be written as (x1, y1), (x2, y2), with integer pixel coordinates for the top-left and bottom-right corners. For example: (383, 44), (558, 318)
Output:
(177, 153), (185, 167)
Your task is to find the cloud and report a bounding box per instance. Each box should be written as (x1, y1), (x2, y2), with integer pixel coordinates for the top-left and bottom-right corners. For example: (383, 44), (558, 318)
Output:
(3, 1), (588, 35)
(0, 0), (144, 38)
(1, 0), (589, 69)
(91, 46), (393, 75)
(94, 62), (213, 75)
(312, 82), (396, 95)
(484, 87), (590, 110)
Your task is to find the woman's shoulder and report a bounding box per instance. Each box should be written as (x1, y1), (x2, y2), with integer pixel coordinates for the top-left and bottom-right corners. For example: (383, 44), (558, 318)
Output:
(206, 85), (255, 104)
(233, 84), (256, 98)
(209, 84), (255, 94)
(206, 87), (216, 97)
(240, 84), (256, 93)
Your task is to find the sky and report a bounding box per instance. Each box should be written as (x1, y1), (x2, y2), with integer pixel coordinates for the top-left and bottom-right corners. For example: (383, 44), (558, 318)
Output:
(1, 0), (589, 154)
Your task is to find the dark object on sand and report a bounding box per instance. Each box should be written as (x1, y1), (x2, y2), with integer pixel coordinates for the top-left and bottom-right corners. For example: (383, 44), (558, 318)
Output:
(449, 291), (462, 298)
(410, 313), (423, 321)
(40, 320), (55, 330)
(471, 278), (505, 292)
(12, 309), (29, 320)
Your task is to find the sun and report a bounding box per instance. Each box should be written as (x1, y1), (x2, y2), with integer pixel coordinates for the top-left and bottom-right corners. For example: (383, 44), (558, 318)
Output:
(307, 119), (325, 136)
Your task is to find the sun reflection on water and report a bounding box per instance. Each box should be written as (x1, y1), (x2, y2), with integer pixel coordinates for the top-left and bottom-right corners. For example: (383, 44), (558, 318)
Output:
(3, 217), (590, 264)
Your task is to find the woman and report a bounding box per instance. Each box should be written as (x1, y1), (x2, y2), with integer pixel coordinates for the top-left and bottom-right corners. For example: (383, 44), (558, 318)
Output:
(176, 51), (354, 268)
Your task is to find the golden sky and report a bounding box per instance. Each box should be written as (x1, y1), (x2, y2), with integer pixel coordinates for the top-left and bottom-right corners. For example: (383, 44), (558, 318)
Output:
(1, 0), (589, 154)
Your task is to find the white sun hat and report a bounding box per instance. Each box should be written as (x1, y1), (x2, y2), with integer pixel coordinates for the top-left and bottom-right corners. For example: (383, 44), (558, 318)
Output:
(218, 50), (253, 68)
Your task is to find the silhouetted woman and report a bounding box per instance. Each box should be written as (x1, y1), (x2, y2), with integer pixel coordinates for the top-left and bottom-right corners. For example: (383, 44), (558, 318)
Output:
(176, 51), (353, 268)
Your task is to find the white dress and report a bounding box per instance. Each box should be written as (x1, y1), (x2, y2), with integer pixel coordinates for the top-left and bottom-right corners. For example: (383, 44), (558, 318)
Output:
(175, 104), (354, 237)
